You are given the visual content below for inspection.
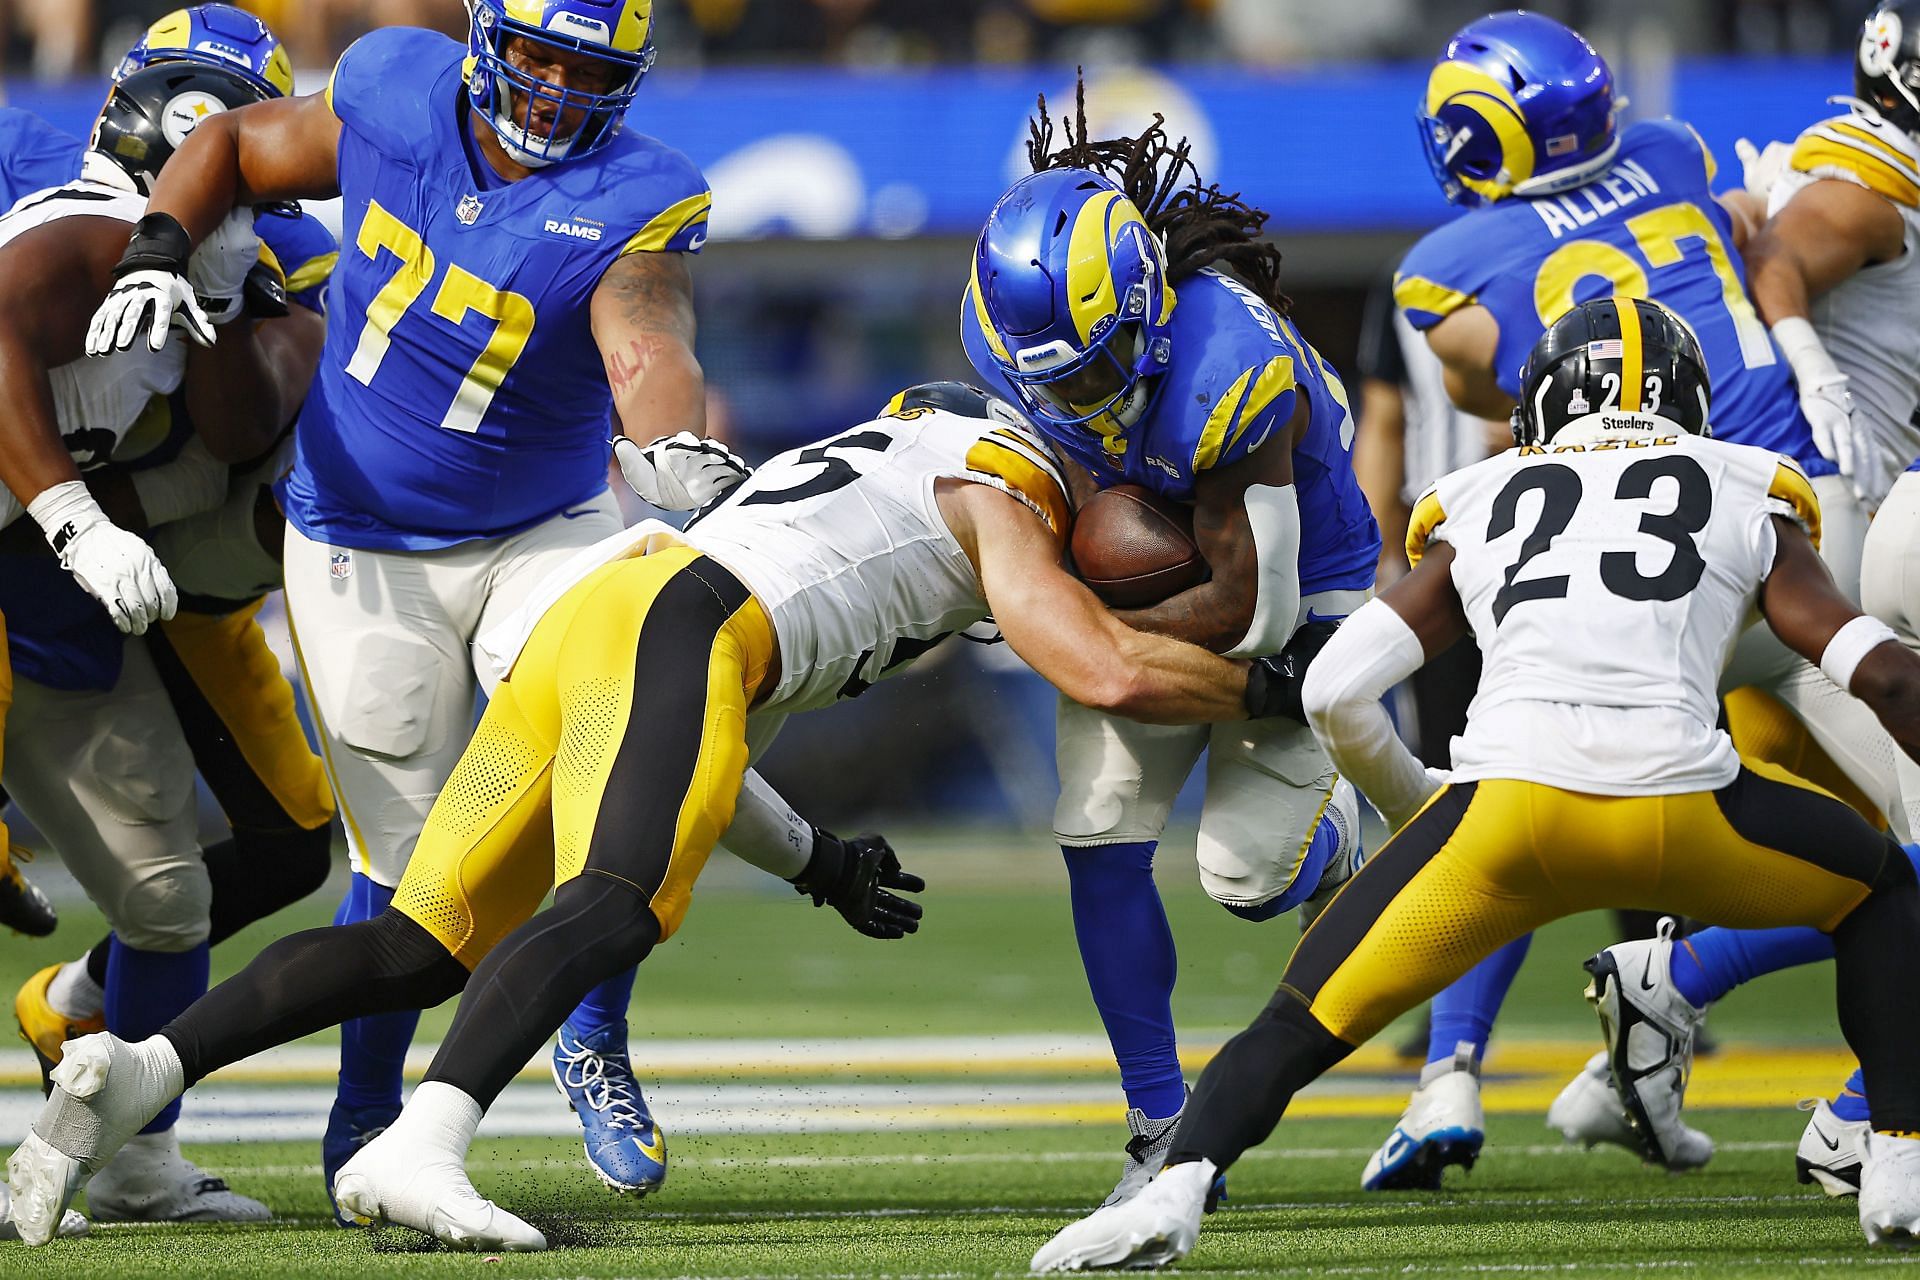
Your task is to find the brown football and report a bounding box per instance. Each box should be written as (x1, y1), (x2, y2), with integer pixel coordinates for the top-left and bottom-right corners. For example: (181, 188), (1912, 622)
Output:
(1071, 484), (1210, 608)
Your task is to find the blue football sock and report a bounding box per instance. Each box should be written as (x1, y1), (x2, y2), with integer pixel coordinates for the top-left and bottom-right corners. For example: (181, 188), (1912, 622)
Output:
(1833, 1067), (1871, 1123)
(1064, 841), (1186, 1120)
(105, 937), (209, 1134)
(332, 874), (420, 1114)
(1219, 810), (1341, 923)
(1426, 933), (1531, 1066)
(1668, 926), (1836, 1009)
(567, 967), (637, 1038)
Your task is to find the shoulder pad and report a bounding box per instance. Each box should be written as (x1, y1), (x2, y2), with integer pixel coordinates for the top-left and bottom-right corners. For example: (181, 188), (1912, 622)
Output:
(964, 425), (1070, 540)
(1406, 482), (1446, 569)
(599, 133), (711, 255)
(1790, 112), (1920, 208)
(1394, 220), (1487, 330)
(1762, 452), (1822, 550)
(1625, 118), (1719, 184)
(1194, 355), (1298, 473)
(326, 28), (462, 160)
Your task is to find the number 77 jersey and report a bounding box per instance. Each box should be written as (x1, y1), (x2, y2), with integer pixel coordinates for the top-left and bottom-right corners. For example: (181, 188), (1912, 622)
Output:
(1408, 432), (1820, 796)
(279, 26), (711, 552)
(1394, 119), (1826, 477)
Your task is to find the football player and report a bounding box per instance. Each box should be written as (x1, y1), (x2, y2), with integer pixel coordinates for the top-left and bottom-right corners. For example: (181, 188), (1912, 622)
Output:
(2, 383), (1325, 1251)
(1028, 297), (1920, 1271)
(76, 0), (743, 1211)
(960, 96), (1380, 1204)
(1367, 9), (1908, 1189)
(0, 46), (313, 1224)
(4, 8), (337, 1153)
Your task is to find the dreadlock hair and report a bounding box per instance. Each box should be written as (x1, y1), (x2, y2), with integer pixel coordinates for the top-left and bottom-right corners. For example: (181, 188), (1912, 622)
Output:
(1026, 75), (1291, 317)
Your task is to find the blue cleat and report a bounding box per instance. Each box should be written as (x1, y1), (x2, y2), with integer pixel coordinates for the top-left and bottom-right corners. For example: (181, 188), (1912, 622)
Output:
(322, 1098), (400, 1227)
(552, 1020), (667, 1196)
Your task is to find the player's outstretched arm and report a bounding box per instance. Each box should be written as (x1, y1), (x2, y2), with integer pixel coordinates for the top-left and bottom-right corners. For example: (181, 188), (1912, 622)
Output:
(592, 250), (705, 444)
(1422, 305), (1516, 421)
(148, 95), (344, 245)
(942, 478), (1249, 725)
(1301, 543), (1467, 833)
(1112, 425), (1299, 656)
(1759, 515), (1920, 762)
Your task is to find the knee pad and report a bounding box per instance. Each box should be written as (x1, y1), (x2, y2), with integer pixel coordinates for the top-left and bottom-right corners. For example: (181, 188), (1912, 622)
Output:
(1196, 719), (1337, 911)
(110, 859), (213, 950)
(82, 702), (196, 828)
(1052, 698), (1204, 846)
(327, 632), (446, 763)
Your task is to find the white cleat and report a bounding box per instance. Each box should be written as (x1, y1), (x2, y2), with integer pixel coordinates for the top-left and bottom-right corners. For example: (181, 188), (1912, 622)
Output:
(1582, 918), (1710, 1169)
(86, 1129), (269, 1224)
(333, 1126), (546, 1252)
(1798, 1098), (1870, 1198)
(1546, 1051), (1713, 1169)
(1362, 1045), (1484, 1191)
(0, 1153), (89, 1243)
(4, 1031), (179, 1246)
(1032, 1158), (1215, 1272)
(1861, 1132), (1920, 1246)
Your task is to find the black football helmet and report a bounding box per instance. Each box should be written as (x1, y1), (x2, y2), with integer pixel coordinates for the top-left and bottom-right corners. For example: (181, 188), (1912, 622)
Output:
(881, 381), (998, 420)
(1513, 297), (1711, 446)
(89, 61), (272, 194)
(1859, 2), (1920, 136)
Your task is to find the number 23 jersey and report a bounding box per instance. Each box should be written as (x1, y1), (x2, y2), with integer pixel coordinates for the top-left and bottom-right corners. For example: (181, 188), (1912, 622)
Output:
(1395, 120), (1822, 475)
(280, 26), (711, 551)
(1409, 433), (1819, 795)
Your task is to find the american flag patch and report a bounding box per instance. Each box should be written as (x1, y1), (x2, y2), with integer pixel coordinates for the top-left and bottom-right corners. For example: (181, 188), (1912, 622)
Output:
(329, 550), (353, 581)
(1546, 133), (1580, 157)
(1587, 339), (1625, 359)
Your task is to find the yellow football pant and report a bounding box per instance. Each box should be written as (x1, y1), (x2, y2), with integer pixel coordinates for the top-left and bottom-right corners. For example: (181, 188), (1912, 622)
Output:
(1294, 766), (1885, 1045)
(395, 546), (773, 969)
(1724, 685), (1884, 828)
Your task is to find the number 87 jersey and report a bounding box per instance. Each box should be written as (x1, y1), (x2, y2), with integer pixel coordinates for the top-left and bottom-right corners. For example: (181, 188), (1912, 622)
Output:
(1408, 432), (1821, 797)
(1393, 120), (1826, 477)
(279, 26), (711, 552)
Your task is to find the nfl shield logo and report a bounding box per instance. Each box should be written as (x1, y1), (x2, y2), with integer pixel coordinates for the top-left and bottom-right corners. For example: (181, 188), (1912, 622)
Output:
(329, 550), (353, 581)
(456, 194), (483, 225)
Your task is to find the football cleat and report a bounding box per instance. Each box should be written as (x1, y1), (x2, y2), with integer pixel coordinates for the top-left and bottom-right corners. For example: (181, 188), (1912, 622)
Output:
(86, 1129), (269, 1224)
(333, 1125), (545, 1252)
(1299, 778), (1366, 931)
(1100, 1088), (1227, 1210)
(0, 845), (57, 938)
(552, 1020), (667, 1196)
(1546, 1050), (1713, 1168)
(1861, 1132), (1920, 1246)
(1032, 1158), (1215, 1273)
(323, 1099), (400, 1227)
(1363, 1044), (1484, 1191)
(1798, 1098), (1870, 1198)
(0, 1178), (88, 1240)
(1583, 917), (1710, 1168)
(15, 964), (105, 1091)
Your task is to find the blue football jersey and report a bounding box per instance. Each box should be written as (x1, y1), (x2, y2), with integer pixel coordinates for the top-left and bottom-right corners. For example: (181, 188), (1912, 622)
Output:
(964, 267), (1379, 597)
(1395, 119), (1822, 473)
(279, 27), (711, 551)
(0, 108), (84, 210)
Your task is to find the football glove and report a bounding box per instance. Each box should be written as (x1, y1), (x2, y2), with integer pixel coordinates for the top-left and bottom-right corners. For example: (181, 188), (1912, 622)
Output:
(186, 207), (261, 328)
(1802, 372), (1861, 489)
(1733, 137), (1792, 202)
(27, 481), (177, 635)
(612, 432), (752, 511)
(790, 829), (926, 940)
(87, 212), (214, 355)
(1244, 618), (1341, 723)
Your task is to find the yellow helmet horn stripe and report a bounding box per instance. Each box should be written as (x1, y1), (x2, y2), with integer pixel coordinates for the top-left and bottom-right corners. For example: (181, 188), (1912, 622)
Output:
(142, 10), (193, 53)
(613, 0), (653, 53)
(1064, 190), (1126, 346)
(1426, 62), (1537, 201)
(967, 267), (1011, 365)
(1614, 296), (1643, 413)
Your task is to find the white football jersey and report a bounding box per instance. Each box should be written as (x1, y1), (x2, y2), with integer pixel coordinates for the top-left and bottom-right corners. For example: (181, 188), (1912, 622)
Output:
(1410, 432), (1819, 794)
(474, 407), (1070, 716)
(0, 181), (188, 531)
(1772, 105), (1920, 505)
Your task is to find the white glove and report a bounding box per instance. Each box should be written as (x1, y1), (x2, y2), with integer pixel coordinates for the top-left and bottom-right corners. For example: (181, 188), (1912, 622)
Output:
(1734, 136), (1792, 202)
(612, 432), (752, 511)
(88, 269), (213, 354)
(26, 480), (177, 635)
(185, 207), (260, 328)
(1773, 315), (1860, 481)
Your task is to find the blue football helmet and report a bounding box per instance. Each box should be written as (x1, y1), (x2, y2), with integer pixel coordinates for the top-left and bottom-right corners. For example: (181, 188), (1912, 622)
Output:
(967, 169), (1176, 449)
(467, 0), (658, 168)
(1421, 11), (1623, 208)
(114, 5), (293, 99)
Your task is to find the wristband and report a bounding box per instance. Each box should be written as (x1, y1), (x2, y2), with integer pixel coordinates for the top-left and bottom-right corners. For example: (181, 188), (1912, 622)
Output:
(1771, 316), (1844, 388)
(26, 480), (107, 556)
(116, 212), (194, 277)
(1820, 614), (1900, 691)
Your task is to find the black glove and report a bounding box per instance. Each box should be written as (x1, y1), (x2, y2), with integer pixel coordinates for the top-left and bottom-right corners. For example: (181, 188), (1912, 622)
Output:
(1244, 617), (1341, 723)
(790, 829), (926, 939)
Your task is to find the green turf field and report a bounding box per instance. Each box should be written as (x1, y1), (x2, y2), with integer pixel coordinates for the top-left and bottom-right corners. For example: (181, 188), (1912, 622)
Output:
(0, 837), (1898, 1277)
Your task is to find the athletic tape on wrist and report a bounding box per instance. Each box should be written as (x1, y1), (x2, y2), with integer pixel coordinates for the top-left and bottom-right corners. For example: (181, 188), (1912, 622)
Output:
(1820, 614), (1900, 691)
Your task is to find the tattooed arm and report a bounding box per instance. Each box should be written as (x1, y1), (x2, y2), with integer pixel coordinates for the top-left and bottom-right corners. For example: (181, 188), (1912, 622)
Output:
(589, 249), (705, 442)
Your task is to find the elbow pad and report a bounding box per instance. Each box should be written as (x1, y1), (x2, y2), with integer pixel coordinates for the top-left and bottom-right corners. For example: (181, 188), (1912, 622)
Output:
(1226, 482), (1301, 658)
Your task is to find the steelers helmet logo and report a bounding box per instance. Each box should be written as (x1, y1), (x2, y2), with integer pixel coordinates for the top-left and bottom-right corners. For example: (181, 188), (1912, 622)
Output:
(160, 91), (228, 148)
(1863, 10), (1904, 77)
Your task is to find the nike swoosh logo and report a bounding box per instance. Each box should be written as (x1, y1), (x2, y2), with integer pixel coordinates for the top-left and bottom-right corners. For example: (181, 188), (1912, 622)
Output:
(1304, 609), (1345, 625)
(687, 231), (708, 251)
(1640, 957), (1659, 993)
(1814, 1124), (1841, 1152)
(560, 507), (598, 519)
(636, 1129), (666, 1164)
